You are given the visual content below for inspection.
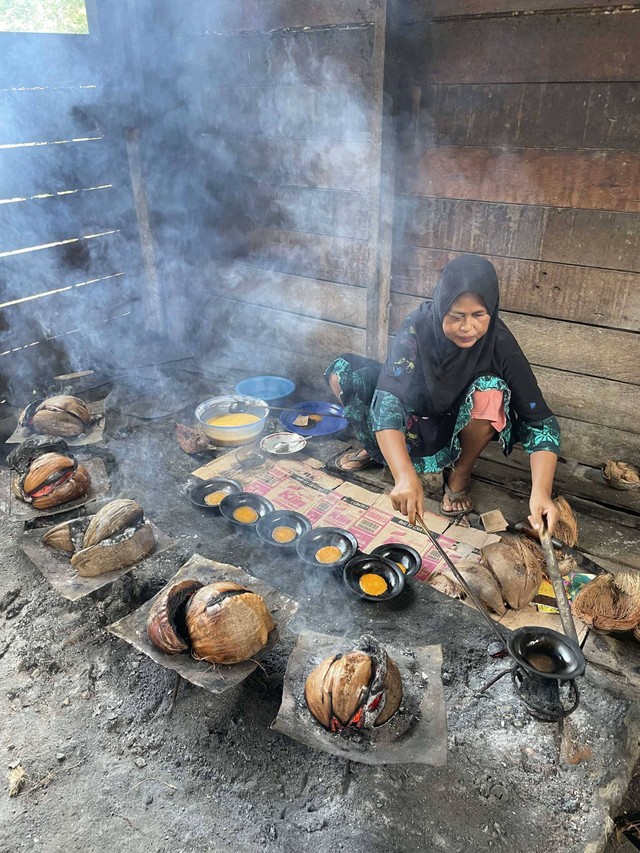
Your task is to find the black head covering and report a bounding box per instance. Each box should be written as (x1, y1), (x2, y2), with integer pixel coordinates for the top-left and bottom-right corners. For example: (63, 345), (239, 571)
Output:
(378, 255), (502, 414)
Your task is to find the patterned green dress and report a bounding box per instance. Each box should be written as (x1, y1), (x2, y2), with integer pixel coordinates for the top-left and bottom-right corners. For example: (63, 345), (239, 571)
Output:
(326, 354), (561, 474)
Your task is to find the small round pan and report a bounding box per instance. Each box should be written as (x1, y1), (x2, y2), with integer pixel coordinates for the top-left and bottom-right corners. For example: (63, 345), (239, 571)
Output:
(296, 526), (358, 568)
(370, 543), (422, 579)
(507, 626), (586, 682)
(256, 510), (312, 548)
(219, 492), (275, 529)
(343, 554), (406, 602)
(189, 478), (243, 512)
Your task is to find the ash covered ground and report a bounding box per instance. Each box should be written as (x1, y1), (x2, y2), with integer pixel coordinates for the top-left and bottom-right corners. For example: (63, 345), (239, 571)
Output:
(0, 414), (638, 853)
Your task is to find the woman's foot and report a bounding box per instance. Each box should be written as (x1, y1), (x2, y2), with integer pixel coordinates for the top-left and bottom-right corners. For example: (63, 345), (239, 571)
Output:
(334, 448), (373, 472)
(441, 468), (474, 515)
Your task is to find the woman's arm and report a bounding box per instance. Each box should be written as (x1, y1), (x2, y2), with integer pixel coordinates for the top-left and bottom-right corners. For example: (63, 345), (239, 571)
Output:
(528, 450), (559, 534)
(376, 429), (423, 525)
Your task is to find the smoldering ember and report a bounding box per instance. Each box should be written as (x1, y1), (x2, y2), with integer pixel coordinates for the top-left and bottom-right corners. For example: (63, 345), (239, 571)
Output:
(0, 2), (639, 852)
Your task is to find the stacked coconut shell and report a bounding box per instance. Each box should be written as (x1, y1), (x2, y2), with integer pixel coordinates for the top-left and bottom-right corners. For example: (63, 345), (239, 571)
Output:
(573, 571), (640, 636)
(430, 496), (578, 616)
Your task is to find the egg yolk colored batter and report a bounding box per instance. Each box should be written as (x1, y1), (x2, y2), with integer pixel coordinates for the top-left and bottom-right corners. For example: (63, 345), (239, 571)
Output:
(315, 545), (342, 564)
(204, 490), (228, 506)
(233, 505), (259, 524)
(396, 561), (406, 573)
(272, 525), (297, 543)
(359, 573), (388, 596)
(207, 413), (261, 427)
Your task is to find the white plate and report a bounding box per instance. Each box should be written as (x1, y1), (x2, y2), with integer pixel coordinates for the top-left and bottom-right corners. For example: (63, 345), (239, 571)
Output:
(260, 432), (307, 455)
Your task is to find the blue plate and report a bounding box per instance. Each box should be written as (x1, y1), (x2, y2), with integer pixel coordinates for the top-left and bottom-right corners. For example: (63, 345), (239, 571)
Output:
(234, 375), (295, 402)
(279, 401), (348, 436)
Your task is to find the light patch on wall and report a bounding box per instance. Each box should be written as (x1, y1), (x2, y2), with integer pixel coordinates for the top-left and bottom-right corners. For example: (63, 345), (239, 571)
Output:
(0, 0), (89, 34)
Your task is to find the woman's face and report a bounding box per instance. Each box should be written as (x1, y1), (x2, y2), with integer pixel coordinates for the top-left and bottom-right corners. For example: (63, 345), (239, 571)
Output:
(442, 292), (491, 348)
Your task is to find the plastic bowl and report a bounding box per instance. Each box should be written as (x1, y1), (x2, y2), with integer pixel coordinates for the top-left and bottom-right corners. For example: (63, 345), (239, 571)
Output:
(195, 395), (268, 446)
(234, 375), (295, 404)
(219, 492), (275, 529)
(370, 543), (422, 579)
(296, 527), (358, 569)
(256, 510), (312, 549)
(189, 477), (243, 512)
(343, 554), (406, 601)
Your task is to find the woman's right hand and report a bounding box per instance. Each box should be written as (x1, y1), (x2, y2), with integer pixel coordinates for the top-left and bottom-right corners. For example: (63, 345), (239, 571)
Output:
(389, 471), (424, 526)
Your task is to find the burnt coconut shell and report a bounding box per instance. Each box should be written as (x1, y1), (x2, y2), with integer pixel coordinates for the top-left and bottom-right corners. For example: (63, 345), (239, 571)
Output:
(147, 578), (204, 654)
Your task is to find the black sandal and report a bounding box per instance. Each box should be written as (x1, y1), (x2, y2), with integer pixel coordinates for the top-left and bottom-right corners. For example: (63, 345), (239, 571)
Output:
(440, 480), (474, 516)
(332, 448), (375, 473)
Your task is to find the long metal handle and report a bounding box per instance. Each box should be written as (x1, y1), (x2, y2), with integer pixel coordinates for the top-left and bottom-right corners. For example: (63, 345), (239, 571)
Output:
(538, 524), (579, 645)
(415, 513), (507, 647)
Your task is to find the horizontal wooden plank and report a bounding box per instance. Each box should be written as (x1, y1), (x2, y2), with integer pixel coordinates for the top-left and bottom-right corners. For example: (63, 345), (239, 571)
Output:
(415, 82), (640, 151)
(202, 260), (368, 326)
(0, 85), (105, 146)
(225, 183), (370, 240)
(0, 34), (101, 89)
(137, 0), (381, 35)
(396, 144), (640, 212)
(0, 231), (134, 303)
(401, 1), (633, 22)
(201, 83), (372, 141)
(185, 292), (366, 361)
(205, 136), (375, 193)
(479, 443), (640, 515)
(403, 12), (640, 84)
(203, 27), (375, 86)
(533, 367), (640, 436)
(555, 416), (640, 471)
(392, 247), (640, 330)
(393, 196), (640, 272)
(389, 292), (640, 383)
(0, 275), (140, 354)
(0, 138), (124, 201)
(0, 186), (133, 256)
(239, 227), (372, 287)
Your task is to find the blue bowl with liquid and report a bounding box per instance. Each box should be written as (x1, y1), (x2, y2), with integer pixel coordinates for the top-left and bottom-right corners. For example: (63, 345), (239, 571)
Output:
(234, 376), (295, 405)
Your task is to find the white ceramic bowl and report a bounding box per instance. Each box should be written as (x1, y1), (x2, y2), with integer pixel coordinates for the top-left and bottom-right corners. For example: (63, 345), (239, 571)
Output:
(195, 395), (268, 446)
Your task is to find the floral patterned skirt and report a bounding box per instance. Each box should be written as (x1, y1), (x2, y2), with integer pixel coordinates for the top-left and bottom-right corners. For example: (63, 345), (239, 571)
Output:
(325, 354), (514, 474)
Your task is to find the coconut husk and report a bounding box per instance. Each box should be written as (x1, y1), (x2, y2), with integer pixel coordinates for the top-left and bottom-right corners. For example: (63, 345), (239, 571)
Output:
(481, 539), (542, 611)
(572, 573), (640, 633)
(633, 625), (640, 643)
(554, 496), (579, 548)
(603, 460), (640, 491)
(429, 572), (464, 600)
(438, 560), (507, 616)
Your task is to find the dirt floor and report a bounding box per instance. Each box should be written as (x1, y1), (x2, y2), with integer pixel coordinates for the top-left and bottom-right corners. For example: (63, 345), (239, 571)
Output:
(1, 373), (639, 853)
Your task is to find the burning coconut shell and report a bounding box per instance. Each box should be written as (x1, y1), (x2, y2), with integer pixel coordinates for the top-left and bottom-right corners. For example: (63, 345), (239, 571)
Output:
(24, 395), (92, 438)
(304, 634), (403, 732)
(572, 571), (640, 633)
(8, 435), (91, 510)
(43, 499), (155, 577)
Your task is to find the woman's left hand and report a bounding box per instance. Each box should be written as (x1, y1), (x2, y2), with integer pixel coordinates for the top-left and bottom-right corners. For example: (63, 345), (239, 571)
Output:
(528, 490), (559, 535)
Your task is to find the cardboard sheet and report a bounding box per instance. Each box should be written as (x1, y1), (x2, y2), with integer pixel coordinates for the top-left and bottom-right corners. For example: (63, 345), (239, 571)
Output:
(6, 398), (106, 446)
(108, 555), (299, 695)
(271, 631), (447, 766)
(20, 522), (177, 601)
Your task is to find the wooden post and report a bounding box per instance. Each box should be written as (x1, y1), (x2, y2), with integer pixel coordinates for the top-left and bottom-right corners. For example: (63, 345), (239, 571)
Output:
(125, 127), (164, 335)
(366, 0), (398, 362)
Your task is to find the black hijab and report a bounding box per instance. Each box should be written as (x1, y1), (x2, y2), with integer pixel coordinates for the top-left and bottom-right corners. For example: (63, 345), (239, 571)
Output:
(377, 255), (526, 415)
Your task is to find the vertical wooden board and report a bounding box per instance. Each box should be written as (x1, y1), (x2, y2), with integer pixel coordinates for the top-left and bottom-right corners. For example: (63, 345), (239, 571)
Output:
(391, 246), (640, 329)
(403, 14), (640, 84)
(205, 0), (379, 31)
(396, 145), (640, 212)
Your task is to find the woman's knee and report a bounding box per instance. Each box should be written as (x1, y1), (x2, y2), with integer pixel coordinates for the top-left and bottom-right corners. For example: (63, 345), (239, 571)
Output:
(327, 372), (342, 400)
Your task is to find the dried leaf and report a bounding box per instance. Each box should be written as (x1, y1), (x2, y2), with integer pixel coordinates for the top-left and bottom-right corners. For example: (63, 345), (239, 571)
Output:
(8, 766), (25, 797)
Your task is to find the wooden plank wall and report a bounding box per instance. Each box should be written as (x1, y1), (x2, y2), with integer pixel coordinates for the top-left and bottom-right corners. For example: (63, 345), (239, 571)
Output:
(133, 0), (387, 395)
(392, 1), (640, 465)
(0, 7), (145, 402)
